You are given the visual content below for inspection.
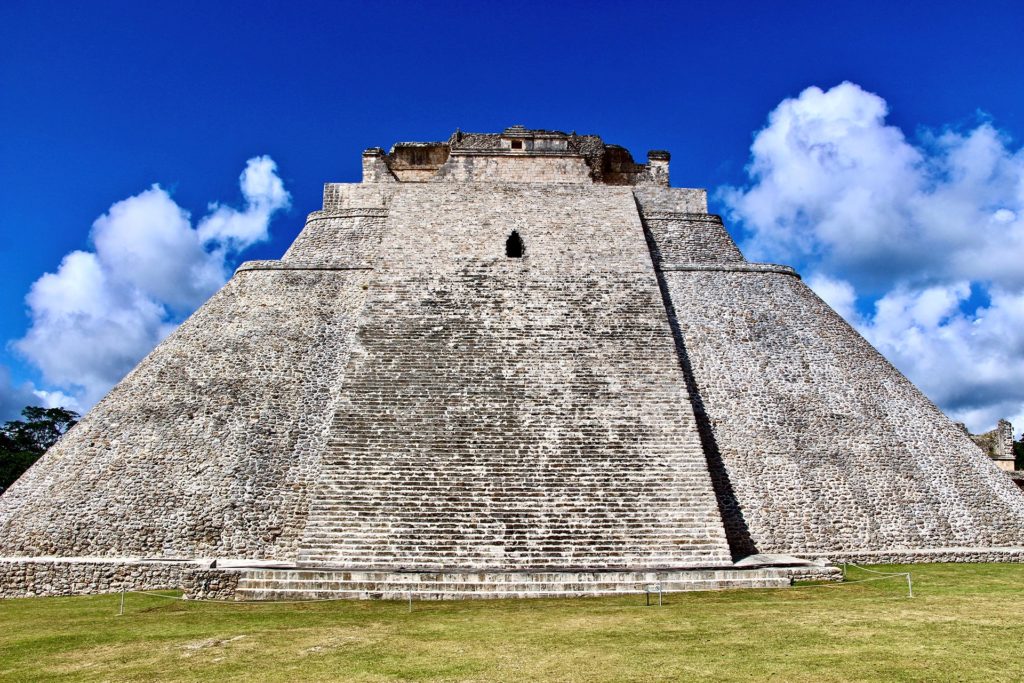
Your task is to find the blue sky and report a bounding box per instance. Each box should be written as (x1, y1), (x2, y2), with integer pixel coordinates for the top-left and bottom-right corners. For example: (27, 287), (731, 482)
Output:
(2, 0), (1023, 431)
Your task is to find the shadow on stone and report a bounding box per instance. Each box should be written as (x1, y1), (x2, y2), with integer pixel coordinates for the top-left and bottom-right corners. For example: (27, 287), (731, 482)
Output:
(639, 207), (757, 560)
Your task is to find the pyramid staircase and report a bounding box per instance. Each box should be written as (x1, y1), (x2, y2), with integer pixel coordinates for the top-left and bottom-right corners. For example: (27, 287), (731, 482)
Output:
(233, 567), (801, 601)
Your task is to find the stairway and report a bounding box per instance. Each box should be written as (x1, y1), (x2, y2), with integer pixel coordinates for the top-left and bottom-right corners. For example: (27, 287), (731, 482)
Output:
(235, 568), (796, 601)
(295, 272), (732, 570)
(295, 186), (733, 571)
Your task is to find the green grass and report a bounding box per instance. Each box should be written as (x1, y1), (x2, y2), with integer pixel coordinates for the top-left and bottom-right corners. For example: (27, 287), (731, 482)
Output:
(0, 564), (1021, 682)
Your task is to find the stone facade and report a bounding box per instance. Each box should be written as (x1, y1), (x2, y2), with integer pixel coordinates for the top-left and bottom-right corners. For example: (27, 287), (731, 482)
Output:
(663, 271), (1024, 556)
(0, 558), (240, 599)
(965, 420), (1017, 472)
(2, 127), (1024, 599)
(0, 269), (371, 560)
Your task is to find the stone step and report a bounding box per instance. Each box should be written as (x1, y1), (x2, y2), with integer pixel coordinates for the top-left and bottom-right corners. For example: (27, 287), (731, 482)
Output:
(293, 259), (733, 569)
(294, 559), (730, 569)
(297, 547), (725, 556)
(300, 520), (718, 528)
(292, 557), (733, 565)
(235, 583), (791, 600)
(295, 549), (728, 559)
(299, 529), (718, 537)
(298, 521), (720, 530)
(237, 580), (786, 593)
(242, 569), (771, 581)
(231, 568), (796, 600)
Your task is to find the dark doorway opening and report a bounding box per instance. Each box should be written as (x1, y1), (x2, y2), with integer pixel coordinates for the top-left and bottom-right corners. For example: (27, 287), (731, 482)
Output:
(506, 231), (524, 258)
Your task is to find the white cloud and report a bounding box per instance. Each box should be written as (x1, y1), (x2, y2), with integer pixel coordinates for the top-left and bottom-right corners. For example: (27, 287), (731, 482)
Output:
(197, 155), (290, 250)
(806, 273), (859, 323)
(0, 366), (79, 421)
(91, 186), (224, 311)
(14, 156), (289, 408)
(859, 285), (1024, 436)
(723, 82), (1024, 435)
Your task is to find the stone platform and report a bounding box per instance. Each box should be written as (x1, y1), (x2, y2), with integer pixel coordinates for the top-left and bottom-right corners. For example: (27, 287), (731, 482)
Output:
(0, 557), (841, 600)
(231, 566), (840, 601)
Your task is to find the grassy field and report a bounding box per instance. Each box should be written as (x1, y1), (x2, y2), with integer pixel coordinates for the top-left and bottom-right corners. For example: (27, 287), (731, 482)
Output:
(0, 563), (1021, 682)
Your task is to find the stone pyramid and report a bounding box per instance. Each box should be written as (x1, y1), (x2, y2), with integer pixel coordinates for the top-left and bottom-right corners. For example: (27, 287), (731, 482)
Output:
(2, 128), (1023, 598)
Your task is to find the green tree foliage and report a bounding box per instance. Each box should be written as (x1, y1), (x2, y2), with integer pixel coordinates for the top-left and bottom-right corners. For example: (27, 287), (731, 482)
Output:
(1015, 435), (1024, 471)
(0, 406), (79, 494)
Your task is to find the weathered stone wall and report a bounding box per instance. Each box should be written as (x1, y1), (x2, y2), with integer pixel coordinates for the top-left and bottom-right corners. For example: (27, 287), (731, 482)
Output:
(300, 271), (732, 569)
(297, 182), (732, 569)
(0, 559), (242, 599)
(282, 210), (388, 265)
(801, 548), (1024, 565)
(1, 559), (167, 598)
(641, 213), (745, 265)
(375, 183), (655, 274)
(663, 269), (1024, 555)
(322, 183), (393, 212)
(435, 153), (594, 184)
(969, 419), (1015, 461)
(5, 127), (1024, 598)
(182, 568), (242, 600)
(0, 269), (371, 561)
(361, 149), (397, 183)
(632, 186), (708, 213)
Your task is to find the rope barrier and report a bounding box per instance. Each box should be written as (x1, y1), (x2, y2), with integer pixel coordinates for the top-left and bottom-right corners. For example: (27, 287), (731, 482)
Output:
(841, 562), (913, 598)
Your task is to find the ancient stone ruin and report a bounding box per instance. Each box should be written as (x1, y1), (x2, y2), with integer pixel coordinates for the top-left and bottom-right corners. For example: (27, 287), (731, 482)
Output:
(3, 127), (1024, 599)
(963, 420), (1017, 472)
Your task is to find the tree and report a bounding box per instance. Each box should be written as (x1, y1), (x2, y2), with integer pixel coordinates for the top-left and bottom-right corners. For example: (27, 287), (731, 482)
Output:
(0, 406), (79, 494)
(1015, 435), (1024, 471)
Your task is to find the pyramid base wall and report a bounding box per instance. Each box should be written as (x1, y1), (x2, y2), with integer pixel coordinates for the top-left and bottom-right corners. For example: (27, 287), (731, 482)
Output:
(0, 558), (240, 600)
(800, 547), (1024, 565)
(0, 558), (847, 600)
(8, 548), (1024, 600)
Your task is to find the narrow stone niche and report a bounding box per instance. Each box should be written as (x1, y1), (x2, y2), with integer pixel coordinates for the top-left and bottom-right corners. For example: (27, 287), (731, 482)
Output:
(506, 231), (524, 258)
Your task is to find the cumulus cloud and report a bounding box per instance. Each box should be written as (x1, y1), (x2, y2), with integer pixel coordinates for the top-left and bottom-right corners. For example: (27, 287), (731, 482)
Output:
(855, 284), (1024, 435)
(722, 82), (1024, 435)
(805, 272), (859, 323)
(197, 155), (290, 250)
(0, 367), (79, 421)
(14, 156), (289, 408)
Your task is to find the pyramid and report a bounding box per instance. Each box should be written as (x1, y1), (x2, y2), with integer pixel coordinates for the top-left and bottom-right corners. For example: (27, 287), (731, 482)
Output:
(2, 128), (1023, 599)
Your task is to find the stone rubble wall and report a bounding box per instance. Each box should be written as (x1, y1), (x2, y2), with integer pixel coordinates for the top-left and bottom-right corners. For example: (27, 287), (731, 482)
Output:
(434, 153), (594, 184)
(801, 548), (1024, 565)
(282, 210), (388, 266)
(0, 559), (240, 599)
(641, 213), (745, 265)
(632, 186), (708, 213)
(663, 269), (1024, 555)
(375, 183), (656, 275)
(0, 560), (244, 600)
(0, 269), (371, 562)
(182, 568), (243, 600)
